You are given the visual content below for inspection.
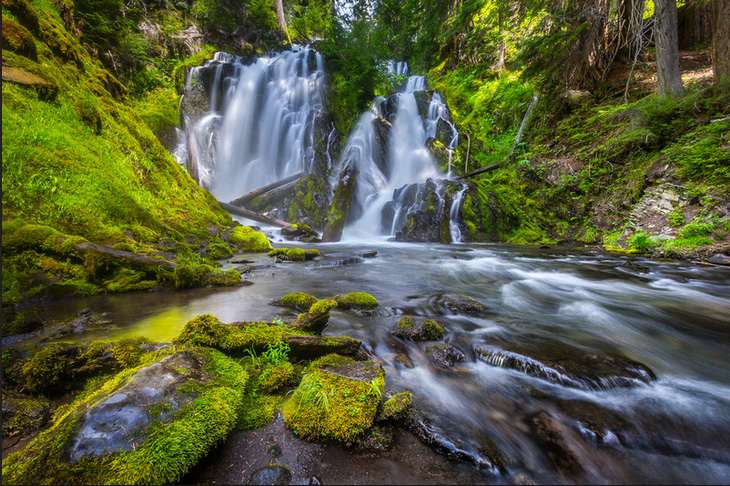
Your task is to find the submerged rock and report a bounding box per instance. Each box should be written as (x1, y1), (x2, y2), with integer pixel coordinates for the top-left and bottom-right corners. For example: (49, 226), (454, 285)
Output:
(426, 343), (465, 368)
(249, 465), (292, 485)
(474, 334), (656, 390)
(430, 292), (488, 316)
(2, 349), (249, 485)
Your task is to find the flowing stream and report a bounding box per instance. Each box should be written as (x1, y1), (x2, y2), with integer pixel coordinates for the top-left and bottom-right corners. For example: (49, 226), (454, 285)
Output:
(38, 242), (730, 484)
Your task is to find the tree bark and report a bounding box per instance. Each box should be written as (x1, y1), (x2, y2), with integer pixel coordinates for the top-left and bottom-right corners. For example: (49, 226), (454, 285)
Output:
(712, 0), (730, 88)
(275, 0), (290, 42)
(654, 0), (684, 96)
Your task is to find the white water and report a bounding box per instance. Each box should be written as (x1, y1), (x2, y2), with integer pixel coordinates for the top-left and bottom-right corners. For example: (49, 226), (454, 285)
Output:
(342, 70), (453, 240)
(179, 47), (326, 202)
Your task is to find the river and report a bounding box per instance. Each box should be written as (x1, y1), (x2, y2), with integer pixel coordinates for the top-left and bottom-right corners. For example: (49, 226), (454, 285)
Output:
(39, 240), (730, 484)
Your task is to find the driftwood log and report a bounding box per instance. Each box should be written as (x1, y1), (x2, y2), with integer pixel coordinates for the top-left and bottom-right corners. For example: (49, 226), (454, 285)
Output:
(75, 241), (178, 270)
(228, 172), (305, 207)
(218, 201), (291, 228)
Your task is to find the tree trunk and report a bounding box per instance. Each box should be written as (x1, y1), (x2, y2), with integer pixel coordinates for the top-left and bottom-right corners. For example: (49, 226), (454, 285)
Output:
(654, 0), (684, 96)
(218, 202), (291, 228)
(712, 0), (730, 89)
(275, 0), (289, 41)
(228, 171), (304, 207)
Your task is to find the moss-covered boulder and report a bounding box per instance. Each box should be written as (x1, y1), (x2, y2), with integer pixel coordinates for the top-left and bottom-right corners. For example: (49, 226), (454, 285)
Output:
(267, 247), (319, 261)
(283, 354), (385, 445)
(1, 348), (248, 485)
(270, 291), (318, 312)
(393, 316), (445, 341)
(333, 292), (379, 314)
(2, 16), (37, 61)
(175, 314), (362, 359)
(227, 225), (272, 252)
(281, 223), (321, 243)
(378, 391), (412, 421)
(293, 299), (337, 334)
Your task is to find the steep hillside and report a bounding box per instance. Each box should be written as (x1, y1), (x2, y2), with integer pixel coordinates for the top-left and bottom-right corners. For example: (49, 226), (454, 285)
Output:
(1, 0), (277, 324)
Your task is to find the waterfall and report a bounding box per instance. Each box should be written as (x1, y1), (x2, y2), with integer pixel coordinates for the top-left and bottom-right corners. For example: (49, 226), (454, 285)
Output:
(342, 68), (460, 241)
(178, 47), (326, 203)
(449, 183), (468, 243)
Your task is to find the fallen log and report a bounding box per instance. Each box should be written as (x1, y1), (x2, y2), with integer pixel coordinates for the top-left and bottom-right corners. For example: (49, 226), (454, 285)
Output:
(218, 201), (291, 228)
(75, 242), (178, 271)
(285, 334), (362, 359)
(245, 181), (298, 209)
(228, 171), (305, 207)
(455, 161), (505, 180)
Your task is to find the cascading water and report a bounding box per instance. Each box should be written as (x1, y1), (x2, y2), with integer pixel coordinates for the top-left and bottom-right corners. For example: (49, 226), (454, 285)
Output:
(178, 47), (327, 203)
(449, 183), (468, 243)
(342, 70), (462, 240)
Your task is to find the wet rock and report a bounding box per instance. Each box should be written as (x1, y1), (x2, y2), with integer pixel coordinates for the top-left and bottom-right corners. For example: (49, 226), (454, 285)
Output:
(322, 164), (357, 242)
(2, 349), (249, 485)
(360, 250), (378, 258)
(707, 253), (730, 265)
(334, 292), (379, 316)
(426, 344), (465, 368)
(397, 404), (504, 471)
(309, 254), (363, 268)
(283, 355), (384, 444)
(555, 399), (631, 445)
(282, 223), (317, 242)
(292, 299), (336, 334)
(378, 391), (412, 421)
(384, 179), (454, 244)
(249, 465), (292, 485)
(528, 411), (584, 478)
(2, 392), (55, 438)
(474, 334), (656, 390)
(393, 316), (445, 341)
(235, 265), (253, 273)
(356, 425), (394, 452)
(231, 257), (256, 264)
(430, 292), (488, 316)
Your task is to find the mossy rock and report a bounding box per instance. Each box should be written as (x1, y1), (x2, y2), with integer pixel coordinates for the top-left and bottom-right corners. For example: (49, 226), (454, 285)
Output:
(1, 348), (248, 485)
(257, 361), (295, 394)
(267, 247), (317, 262)
(293, 299), (337, 334)
(2, 392), (55, 438)
(270, 291), (318, 312)
(283, 354), (385, 445)
(2, 16), (37, 61)
(175, 314), (290, 355)
(333, 292), (379, 312)
(430, 292), (488, 316)
(379, 391), (412, 421)
(228, 225), (272, 252)
(393, 316), (445, 341)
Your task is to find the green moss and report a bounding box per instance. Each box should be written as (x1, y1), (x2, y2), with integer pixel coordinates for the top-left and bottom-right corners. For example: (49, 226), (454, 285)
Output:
(2, 348), (248, 485)
(2, 392), (55, 437)
(2, 15), (37, 61)
(421, 320), (445, 340)
(304, 249), (320, 259)
(258, 361), (295, 394)
(333, 292), (379, 310)
(176, 314), (296, 355)
(294, 299), (336, 333)
(395, 316), (416, 337)
(287, 248), (306, 261)
(380, 392), (412, 421)
(206, 242), (233, 260)
(228, 225), (272, 252)
(268, 248), (290, 258)
(238, 393), (281, 430)
(271, 291), (318, 312)
(283, 354), (385, 444)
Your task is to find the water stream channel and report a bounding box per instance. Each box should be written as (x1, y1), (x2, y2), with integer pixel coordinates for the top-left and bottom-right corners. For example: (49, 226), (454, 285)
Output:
(38, 241), (730, 484)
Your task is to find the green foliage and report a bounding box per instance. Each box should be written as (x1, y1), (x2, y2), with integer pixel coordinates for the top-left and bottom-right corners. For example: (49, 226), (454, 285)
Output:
(668, 208), (685, 227)
(262, 341), (291, 365)
(626, 229), (656, 253)
(290, 0), (335, 42)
